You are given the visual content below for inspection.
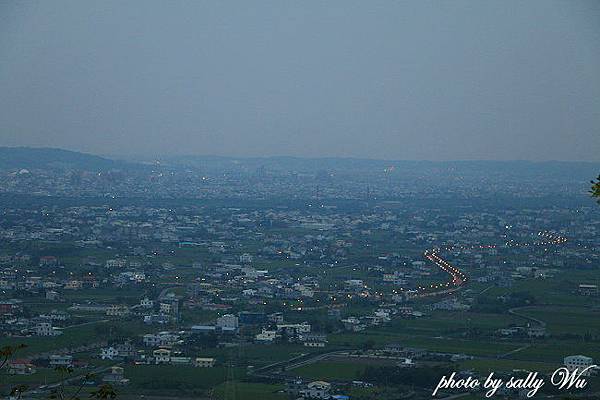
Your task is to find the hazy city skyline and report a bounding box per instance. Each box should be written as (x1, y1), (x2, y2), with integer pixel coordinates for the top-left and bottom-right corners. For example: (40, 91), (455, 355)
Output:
(1, 1), (599, 161)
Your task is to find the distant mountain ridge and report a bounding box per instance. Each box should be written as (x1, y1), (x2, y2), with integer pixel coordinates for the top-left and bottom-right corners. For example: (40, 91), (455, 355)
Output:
(158, 154), (600, 180)
(1, 147), (598, 180)
(0, 147), (133, 171)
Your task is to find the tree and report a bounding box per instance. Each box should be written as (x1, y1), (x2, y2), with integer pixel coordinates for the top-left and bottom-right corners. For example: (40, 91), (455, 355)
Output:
(591, 175), (600, 204)
(0, 344), (27, 371)
(1, 345), (28, 399)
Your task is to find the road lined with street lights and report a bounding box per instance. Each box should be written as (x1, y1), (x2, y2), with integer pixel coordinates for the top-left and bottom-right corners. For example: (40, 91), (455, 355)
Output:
(418, 231), (568, 296)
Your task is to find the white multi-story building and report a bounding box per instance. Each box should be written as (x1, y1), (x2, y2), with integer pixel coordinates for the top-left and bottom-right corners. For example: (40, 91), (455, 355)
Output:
(49, 355), (73, 368)
(34, 322), (62, 336)
(105, 259), (126, 268)
(39, 311), (70, 321)
(276, 322), (311, 336)
(216, 314), (239, 330)
(100, 347), (119, 360)
(300, 334), (328, 348)
(239, 253), (253, 263)
(159, 303), (173, 314)
(564, 355), (595, 376)
(106, 305), (130, 317)
(64, 280), (83, 290)
(170, 356), (191, 365)
(255, 329), (278, 342)
(153, 348), (171, 364)
(140, 298), (154, 308)
(143, 331), (180, 347)
(300, 381), (332, 399)
(194, 357), (216, 368)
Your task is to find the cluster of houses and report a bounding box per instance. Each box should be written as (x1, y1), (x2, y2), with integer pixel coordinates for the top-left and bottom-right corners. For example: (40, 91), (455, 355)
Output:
(497, 324), (547, 338)
(98, 335), (217, 370)
(1, 166), (599, 399)
(0, 305), (69, 337)
(287, 379), (350, 400)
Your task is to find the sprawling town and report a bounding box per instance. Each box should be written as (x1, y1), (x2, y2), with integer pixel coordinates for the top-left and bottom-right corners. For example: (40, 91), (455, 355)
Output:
(0, 149), (599, 400)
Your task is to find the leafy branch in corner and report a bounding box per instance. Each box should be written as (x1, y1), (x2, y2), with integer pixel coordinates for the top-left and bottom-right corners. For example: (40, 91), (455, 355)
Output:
(1, 344), (28, 400)
(1, 345), (115, 400)
(0, 344), (27, 371)
(49, 367), (116, 400)
(591, 174), (600, 204)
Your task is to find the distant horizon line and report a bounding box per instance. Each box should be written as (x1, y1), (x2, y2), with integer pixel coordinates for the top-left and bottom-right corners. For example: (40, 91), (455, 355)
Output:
(2, 145), (600, 164)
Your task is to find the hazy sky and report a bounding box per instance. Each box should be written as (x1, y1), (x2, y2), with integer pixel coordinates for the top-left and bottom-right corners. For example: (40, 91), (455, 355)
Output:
(1, 1), (599, 161)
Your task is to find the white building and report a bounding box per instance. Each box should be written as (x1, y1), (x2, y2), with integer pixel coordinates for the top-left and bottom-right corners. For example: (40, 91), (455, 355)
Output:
(345, 279), (364, 288)
(34, 322), (62, 337)
(100, 347), (119, 360)
(239, 253), (253, 263)
(106, 305), (130, 317)
(578, 284), (598, 296)
(300, 381), (332, 399)
(277, 322), (311, 336)
(194, 357), (216, 368)
(255, 329), (279, 342)
(153, 349), (171, 364)
(216, 314), (239, 330)
(143, 331), (180, 347)
(140, 298), (154, 308)
(300, 334), (327, 348)
(564, 355), (595, 376)
(159, 303), (173, 314)
(170, 356), (191, 365)
(49, 355), (73, 368)
(63, 280), (83, 290)
(39, 311), (69, 321)
(106, 259), (126, 268)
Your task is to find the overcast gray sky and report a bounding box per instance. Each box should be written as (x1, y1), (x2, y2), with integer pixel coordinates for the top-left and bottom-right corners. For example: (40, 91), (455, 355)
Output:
(1, 1), (599, 161)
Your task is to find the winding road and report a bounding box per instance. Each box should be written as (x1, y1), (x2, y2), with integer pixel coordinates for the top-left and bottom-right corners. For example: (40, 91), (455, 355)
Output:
(418, 231), (568, 296)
